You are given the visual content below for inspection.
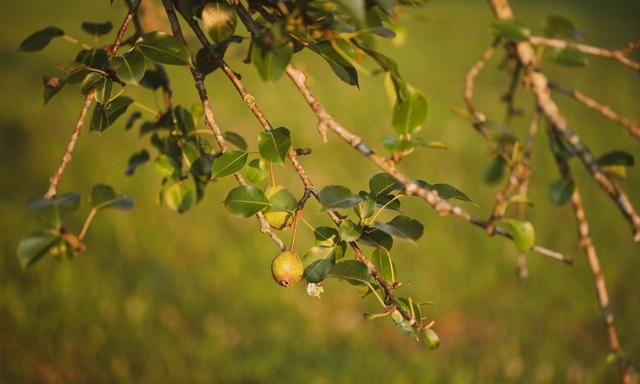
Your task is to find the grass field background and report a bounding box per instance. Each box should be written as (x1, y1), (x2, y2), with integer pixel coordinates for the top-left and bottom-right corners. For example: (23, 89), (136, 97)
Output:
(1, 0), (639, 382)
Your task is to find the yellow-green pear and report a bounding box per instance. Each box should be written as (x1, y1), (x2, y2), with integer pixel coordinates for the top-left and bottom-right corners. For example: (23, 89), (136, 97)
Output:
(271, 250), (304, 287)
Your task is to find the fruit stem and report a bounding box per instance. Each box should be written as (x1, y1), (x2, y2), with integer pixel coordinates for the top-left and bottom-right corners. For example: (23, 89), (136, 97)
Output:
(289, 210), (301, 250)
(268, 161), (276, 187)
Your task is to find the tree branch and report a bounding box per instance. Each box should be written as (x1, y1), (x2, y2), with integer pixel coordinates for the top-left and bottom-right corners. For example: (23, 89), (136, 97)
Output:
(44, 0), (141, 198)
(160, 0), (286, 251)
(464, 40), (498, 139)
(548, 81), (640, 139)
(286, 65), (572, 265)
(529, 35), (640, 71)
(488, 0), (640, 242)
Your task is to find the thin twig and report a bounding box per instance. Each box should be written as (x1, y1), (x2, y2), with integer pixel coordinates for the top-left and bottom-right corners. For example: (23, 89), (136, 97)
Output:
(464, 40), (499, 139)
(529, 35), (640, 71)
(286, 65), (572, 265)
(546, 123), (631, 384)
(44, 1), (142, 198)
(489, 0), (640, 242)
(160, 0), (286, 251)
(549, 81), (640, 139)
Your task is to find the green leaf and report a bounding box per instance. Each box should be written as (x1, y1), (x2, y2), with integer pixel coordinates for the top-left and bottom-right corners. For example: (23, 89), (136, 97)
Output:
(175, 105), (194, 134)
(136, 32), (191, 66)
(327, 260), (371, 285)
(75, 48), (108, 69)
(265, 186), (297, 212)
(339, 219), (363, 242)
(552, 46), (588, 67)
(18, 27), (64, 52)
(314, 226), (340, 248)
(201, 1), (237, 43)
(28, 193), (81, 228)
(93, 77), (113, 104)
(423, 329), (440, 350)
(17, 231), (60, 267)
(318, 185), (363, 210)
(371, 248), (395, 283)
(43, 76), (66, 104)
(90, 96), (133, 133)
(416, 181), (473, 203)
(381, 135), (447, 153)
(90, 184), (134, 211)
(303, 246), (337, 283)
(224, 131), (248, 150)
(258, 127), (292, 164)
(311, 41), (359, 86)
(369, 173), (401, 197)
(392, 88), (428, 135)
(375, 215), (423, 242)
(244, 159), (269, 183)
(597, 150), (634, 167)
(182, 141), (201, 169)
(544, 15), (580, 39)
(125, 149), (149, 176)
(491, 19), (531, 42)
(254, 40), (293, 81)
(154, 154), (180, 178)
(211, 150), (248, 178)
(359, 227), (394, 250)
(223, 186), (269, 217)
(503, 219), (535, 251)
(484, 155), (505, 184)
(549, 179), (574, 205)
(164, 182), (193, 213)
(390, 309), (415, 337)
(113, 49), (147, 84)
(80, 72), (104, 95)
(81, 21), (113, 36)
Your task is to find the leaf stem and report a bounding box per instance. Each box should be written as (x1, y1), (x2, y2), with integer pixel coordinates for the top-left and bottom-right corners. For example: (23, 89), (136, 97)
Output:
(62, 34), (92, 50)
(78, 208), (98, 241)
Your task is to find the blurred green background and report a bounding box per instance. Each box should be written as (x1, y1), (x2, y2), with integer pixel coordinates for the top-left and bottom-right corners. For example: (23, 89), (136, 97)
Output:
(1, 0), (639, 382)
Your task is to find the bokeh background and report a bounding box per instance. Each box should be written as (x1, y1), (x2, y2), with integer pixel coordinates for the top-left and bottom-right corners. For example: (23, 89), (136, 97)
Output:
(1, 0), (639, 382)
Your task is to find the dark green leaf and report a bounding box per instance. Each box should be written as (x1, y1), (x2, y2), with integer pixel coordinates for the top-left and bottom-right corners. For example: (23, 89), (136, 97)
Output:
(327, 260), (371, 285)
(224, 131), (248, 150)
(303, 246), (336, 283)
(258, 127), (291, 164)
(90, 96), (133, 133)
(223, 185), (269, 217)
(81, 21), (113, 36)
(43, 76), (65, 104)
(75, 48), (108, 69)
(80, 72), (105, 95)
(113, 49), (146, 84)
(311, 41), (359, 86)
(369, 173), (401, 196)
(544, 15), (580, 39)
(90, 184), (134, 211)
(359, 227), (394, 250)
(212, 150), (248, 178)
(18, 27), (64, 52)
(28, 193), (81, 228)
(125, 149), (149, 176)
(597, 151), (634, 167)
(175, 105), (194, 134)
(491, 19), (531, 42)
(418, 182), (473, 203)
(484, 155), (505, 184)
(318, 185), (363, 210)
(136, 32), (191, 66)
(375, 215), (423, 242)
(548, 179), (574, 205)
(17, 231), (60, 267)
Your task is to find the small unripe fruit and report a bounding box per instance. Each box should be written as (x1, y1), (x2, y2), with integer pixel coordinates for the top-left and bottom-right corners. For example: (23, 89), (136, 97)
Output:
(201, 1), (237, 44)
(271, 250), (304, 287)
(264, 185), (295, 230)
